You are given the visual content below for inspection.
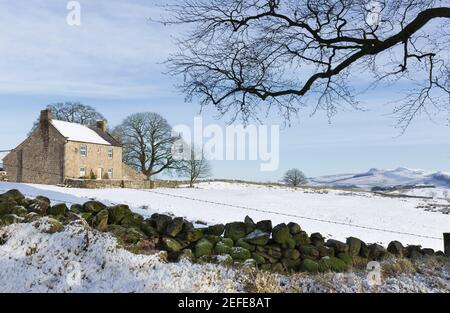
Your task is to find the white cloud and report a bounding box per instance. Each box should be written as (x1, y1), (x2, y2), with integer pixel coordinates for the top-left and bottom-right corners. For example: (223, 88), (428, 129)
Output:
(0, 0), (178, 98)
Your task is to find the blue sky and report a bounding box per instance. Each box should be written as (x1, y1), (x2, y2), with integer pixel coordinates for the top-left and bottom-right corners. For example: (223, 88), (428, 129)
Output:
(0, 0), (449, 181)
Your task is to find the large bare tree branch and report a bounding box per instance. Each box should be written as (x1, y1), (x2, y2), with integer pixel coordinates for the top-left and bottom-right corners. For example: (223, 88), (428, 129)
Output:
(163, 0), (450, 129)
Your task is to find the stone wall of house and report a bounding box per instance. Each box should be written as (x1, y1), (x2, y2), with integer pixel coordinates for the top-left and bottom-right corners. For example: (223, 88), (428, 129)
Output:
(64, 141), (123, 180)
(3, 125), (66, 185)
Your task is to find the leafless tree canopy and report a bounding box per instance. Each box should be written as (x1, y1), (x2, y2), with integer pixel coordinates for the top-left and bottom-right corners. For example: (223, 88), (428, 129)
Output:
(176, 145), (212, 187)
(31, 102), (106, 133)
(282, 168), (307, 186)
(164, 0), (450, 129)
(113, 112), (178, 180)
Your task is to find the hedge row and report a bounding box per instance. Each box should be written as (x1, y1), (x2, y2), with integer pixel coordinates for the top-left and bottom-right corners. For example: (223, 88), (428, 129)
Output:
(0, 189), (446, 274)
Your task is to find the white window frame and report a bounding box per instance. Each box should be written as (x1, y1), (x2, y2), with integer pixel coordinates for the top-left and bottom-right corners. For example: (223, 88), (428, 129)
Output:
(80, 167), (86, 177)
(108, 168), (113, 179)
(108, 148), (113, 159)
(80, 145), (87, 157)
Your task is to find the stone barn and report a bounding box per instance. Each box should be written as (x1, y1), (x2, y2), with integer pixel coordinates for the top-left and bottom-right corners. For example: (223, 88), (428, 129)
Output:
(3, 109), (146, 187)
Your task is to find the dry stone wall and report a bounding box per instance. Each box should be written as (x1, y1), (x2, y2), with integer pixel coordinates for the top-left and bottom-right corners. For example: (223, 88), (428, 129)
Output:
(0, 189), (447, 275)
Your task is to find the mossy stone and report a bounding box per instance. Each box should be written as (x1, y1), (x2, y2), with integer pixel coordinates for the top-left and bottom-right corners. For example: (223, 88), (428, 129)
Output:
(151, 213), (173, 233)
(2, 190), (25, 204)
(215, 241), (232, 255)
(70, 204), (83, 214)
(283, 238), (296, 249)
(271, 263), (285, 273)
(28, 197), (50, 215)
(346, 237), (362, 256)
(224, 222), (247, 241)
(108, 205), (132, 225)
(301, 259), (319, 273)
(0, 214), (22, 226)
(337, 253), (353, 268)
(45, 218), (64, 234)
(283, 248), (301, 260)
(244, 230), (270, 246)
(287, 222), (302, 235)
(0, 200), (15, 216)
(230, 247), (251, 261)
(195, 238), (214, 258)
(48, 203), (68, 216)
(317, 245), (335, 258)
(206, 224), (225, 236)
(318, 259), (331, 273)
(282, 258), (302, 270)
(272, 223), (292, 244)
(216, 254), (234, 266)
(80, 212), (93, 224)
(162, 236), (183, 252)
(387, 241), (404, 257)
(141, 220), (158, 237)
(236, 238), (255, 251)
(326, 239), (349, 254)
(220, 238), (234, 248)
(11, 206), (28, 217)
(293, 232), (310, 246)
(183, 228), (204, 243)
(310, 233), (325, 247)
(165, 217), (184, 237)
(299, 245), (320, 259)
(93, 209), (109, 231)
(256, 220), (272, 233)
(121, 213), (144, 229)
(244, 216), (256, 233)
(83, 201), (107, 214)
(251, 252), (266, 265)
(325, 257), (348, 272)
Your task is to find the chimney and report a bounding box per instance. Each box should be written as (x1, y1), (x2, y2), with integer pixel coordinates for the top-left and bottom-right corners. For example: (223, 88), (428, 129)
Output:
(40, 109), (52, 127)
(96, 120), (107, 132)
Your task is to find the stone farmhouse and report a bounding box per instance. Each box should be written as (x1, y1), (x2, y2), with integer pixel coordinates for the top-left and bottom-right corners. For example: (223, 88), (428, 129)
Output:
(3, 110), (146, 187)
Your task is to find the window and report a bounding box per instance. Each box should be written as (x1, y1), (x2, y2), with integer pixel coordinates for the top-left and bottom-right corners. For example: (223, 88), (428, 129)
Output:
(108, 168), (113, 179)
(108, 148), (113, 159)
(80, 145), (87, 157)
(80, 167), (86, 178)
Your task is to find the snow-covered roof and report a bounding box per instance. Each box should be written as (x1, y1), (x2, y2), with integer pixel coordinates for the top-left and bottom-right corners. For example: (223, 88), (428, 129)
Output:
(51, 120), (111, 145)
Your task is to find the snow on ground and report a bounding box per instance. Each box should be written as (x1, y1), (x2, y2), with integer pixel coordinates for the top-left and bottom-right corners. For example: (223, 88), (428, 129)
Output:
(1, 181), (448, 251)
(0, 220), (448, 293)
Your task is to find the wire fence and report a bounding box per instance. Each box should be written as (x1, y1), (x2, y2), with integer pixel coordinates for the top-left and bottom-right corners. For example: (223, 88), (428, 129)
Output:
(0, 185), (444, 242)
(142, 189), (444, 241)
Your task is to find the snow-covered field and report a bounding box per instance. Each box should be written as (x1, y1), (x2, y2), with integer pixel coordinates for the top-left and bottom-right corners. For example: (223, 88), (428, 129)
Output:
(1, 181), (448, 251)
(1, 220), (448, 293)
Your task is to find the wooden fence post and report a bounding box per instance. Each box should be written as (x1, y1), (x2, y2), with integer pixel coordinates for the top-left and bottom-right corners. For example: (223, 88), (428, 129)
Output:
(444, 233), (450, 257)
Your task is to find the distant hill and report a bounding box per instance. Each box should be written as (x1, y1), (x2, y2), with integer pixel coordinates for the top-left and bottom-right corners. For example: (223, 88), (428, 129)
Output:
(309, 167), (450, 190)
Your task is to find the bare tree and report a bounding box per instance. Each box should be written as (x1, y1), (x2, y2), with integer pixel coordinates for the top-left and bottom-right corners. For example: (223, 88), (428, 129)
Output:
(163, 0), (450, 130)
(112, 112), (178, 180)
(283, 168), (307, 186)
(31, 102), (106, 133)
(176, 145), (212, 187)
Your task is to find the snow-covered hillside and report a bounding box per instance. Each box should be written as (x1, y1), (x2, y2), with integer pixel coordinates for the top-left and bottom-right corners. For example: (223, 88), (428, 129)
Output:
(310, 167), (450, 189)
(0, 181), (448, 251)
